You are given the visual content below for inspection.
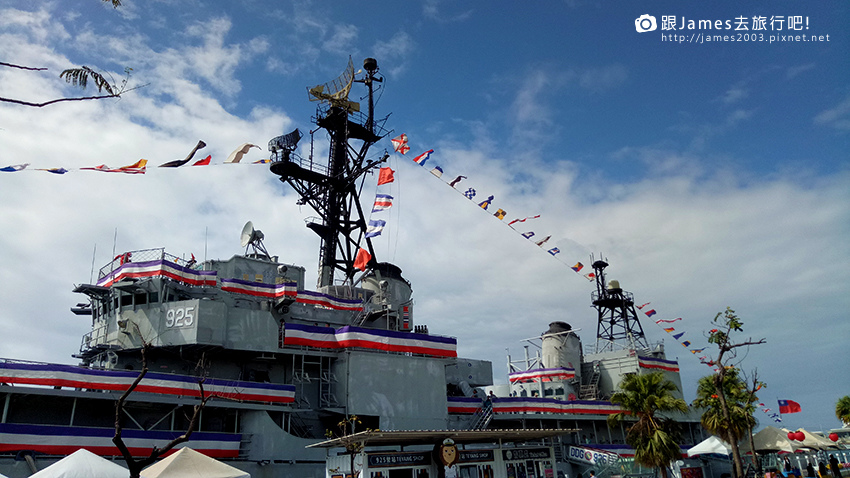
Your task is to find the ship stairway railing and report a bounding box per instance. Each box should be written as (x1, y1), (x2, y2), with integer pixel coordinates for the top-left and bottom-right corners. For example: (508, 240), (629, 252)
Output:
(553, 443), (564, 462)
(238, 433), (252, 458)
(580, 362), (601, 400)
(352, 305), (371, 327)
(470, 404), (493, 430)
(287, 413), (313, 438)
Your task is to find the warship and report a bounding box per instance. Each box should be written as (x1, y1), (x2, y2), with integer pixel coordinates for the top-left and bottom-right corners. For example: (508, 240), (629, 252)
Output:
(0, 58), (707, 478)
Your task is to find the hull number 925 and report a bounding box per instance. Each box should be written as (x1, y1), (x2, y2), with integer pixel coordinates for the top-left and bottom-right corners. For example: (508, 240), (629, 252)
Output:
(165, 306), (195, 328)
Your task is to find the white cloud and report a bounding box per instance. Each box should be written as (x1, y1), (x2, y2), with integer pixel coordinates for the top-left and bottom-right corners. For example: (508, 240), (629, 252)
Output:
(422, 0), (473, 23)
(577, 64), (628, 92)
(322, 24), (359, 55)
(813, 93), (850, 131)
(372, 32), (415, 77)
(719, 84), (748, 105)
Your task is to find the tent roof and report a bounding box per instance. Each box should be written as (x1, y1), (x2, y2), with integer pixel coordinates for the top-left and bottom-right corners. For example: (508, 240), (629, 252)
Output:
(29, 448), (128, 478)
(140, 447), (249, 478)
(783, 428), (841, 451)
(688, 436), (732, 457)
(740, 426), (800, 454)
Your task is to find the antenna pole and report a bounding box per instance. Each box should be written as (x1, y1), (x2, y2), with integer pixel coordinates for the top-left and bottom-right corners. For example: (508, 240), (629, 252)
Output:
(90, 243), (97, 284)
(270, 58), (387, 289)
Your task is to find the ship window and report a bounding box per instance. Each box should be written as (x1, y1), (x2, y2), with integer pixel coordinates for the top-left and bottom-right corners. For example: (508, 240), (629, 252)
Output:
(120, 294), (133, 307)
(245, 369), (270, 383)
(6, 395), (75, 425)
(149, 292), (159, 303)
(135, 292), (148, 306)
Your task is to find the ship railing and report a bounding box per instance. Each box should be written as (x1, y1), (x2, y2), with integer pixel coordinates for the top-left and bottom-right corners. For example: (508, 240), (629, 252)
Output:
(590, 289), (635, 303)
(97, 248), (199, 280)
(81, 322), (109, 350)
(271, 149), (330, 177)
(313, 101), (391, 140)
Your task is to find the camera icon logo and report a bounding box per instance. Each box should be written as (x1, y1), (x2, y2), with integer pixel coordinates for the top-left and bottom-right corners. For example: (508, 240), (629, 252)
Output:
(635, 14), (657, 33)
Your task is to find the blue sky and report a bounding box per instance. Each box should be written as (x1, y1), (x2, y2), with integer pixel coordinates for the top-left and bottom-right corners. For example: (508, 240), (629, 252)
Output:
(0, 0), (848, 434)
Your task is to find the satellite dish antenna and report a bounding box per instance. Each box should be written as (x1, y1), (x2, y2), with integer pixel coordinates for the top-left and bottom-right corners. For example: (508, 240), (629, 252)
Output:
(240, 221), (270, 258)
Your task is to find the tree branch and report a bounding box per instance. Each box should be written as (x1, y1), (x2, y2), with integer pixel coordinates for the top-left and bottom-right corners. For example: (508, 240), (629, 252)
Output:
(0, 94), (122, 108)
(113, 342), (150, 468)
(0, 62), (47, 71)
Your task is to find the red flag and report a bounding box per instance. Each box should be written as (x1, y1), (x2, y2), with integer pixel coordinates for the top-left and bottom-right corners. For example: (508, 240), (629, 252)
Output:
(778, 399), (801, 414)
(192, 155), (211, 166)
(377, 167), (395, 185)
(354, 248), (372, 271)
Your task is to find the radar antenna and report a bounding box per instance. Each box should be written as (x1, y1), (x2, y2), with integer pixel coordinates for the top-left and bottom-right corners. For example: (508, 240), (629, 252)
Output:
(590, 255), (649, 353)
(308, 58), (360, 112)
(270, 58), (390, 288)
(241, 221), (271, 259)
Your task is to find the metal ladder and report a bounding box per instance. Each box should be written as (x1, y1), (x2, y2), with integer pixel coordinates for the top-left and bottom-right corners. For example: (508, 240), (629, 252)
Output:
(470, 404), (493, 430)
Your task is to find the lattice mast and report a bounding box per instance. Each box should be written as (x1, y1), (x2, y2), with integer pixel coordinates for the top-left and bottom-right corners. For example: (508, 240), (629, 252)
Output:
(270, 58), (389, 288)
(590, 257), (649, 353)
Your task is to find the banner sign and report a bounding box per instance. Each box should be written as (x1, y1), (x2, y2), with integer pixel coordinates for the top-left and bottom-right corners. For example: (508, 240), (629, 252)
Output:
(368, 452), (430, 467)
(503, 448), (552, 461)
(567, 446), (620, 465)
(459, 450), (495, 463)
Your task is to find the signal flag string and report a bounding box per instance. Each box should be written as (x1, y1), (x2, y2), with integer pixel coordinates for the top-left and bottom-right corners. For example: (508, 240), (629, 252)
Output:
(390, 133), (781, 415)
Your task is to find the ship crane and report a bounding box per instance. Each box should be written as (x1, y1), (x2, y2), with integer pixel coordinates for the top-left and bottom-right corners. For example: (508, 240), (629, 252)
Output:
(270, 58), (390, 288)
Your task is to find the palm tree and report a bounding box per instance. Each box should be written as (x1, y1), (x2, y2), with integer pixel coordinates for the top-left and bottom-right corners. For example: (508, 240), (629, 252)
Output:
(836, 396), (850, 426)
(608, 372), (689, 478)
(692, 370), (755, 444)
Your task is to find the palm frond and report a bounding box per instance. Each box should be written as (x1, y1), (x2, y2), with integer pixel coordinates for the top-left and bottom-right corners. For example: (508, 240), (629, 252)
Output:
(60, 66), (116, 95)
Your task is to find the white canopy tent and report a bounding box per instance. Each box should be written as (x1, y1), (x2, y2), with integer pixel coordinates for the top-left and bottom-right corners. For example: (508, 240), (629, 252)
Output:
(782, 428), (841, 451)
(140, 447), (249, 478)
(739, 426), (800, 454)
(688, 436), (733, 457)
(28, 448), (129, 478)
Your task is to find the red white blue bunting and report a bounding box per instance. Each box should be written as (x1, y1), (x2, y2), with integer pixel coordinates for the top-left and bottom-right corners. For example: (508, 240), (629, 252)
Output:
(220, 277), (297, 299)
(0, 361), (295, 404)
(508, 367), (576, 383)
(283, 323), (457, 358)
(97, 259), (217, 288)
(446, 396), (621, 415)
(637, 355), (680, 373)
(0, 423), (240, 458)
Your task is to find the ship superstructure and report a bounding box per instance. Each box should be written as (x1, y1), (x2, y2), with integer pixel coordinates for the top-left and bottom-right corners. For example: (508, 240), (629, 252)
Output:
(0, 60), (707, 478)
